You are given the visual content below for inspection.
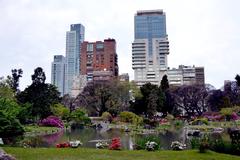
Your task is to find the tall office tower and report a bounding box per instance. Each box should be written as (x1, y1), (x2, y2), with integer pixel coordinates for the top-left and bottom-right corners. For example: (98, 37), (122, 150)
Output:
(66, 24), (85, 94)
(51, 55), (67, 96)
(132, 10), (169, 86)
(80, 38), (118, 82)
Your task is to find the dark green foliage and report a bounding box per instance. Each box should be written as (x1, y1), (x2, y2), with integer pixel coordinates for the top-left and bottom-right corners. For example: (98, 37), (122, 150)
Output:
(31, 67), (46, 85)
(199, 136), (209, 153)
(160, 75), (169, 92)
(209, 138), (226, 153)
(235, 74), (240, 87)
(17, 67), (60, 119)
(0, 110), (24, 137)
(131, 83), (165, 118)
(7, 68), (23, 93)
(190, 138), (200, 149)
(17, 103), (33, 124)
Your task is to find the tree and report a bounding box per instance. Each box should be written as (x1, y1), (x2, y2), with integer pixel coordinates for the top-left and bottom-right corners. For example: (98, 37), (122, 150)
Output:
(0, 78), (14, 100)
(7, 69), (23, 93)
(172, 85), (208, 117)
(0, 97), (24, 137)
(51, 103), (70, 120)
(31, 67), (46, 85)
(235, 74), (240, 87)
(207, 90), (231, 111)
(130, 83), (165, 118)
(224, 81), (240, 106)
(17, 67), (60, 119)
(74, 80), (131, 116)
(160, 75), (169, 92)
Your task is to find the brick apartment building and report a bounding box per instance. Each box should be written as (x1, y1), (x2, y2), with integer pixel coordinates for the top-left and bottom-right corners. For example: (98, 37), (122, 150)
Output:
(80, 38), (118, 81)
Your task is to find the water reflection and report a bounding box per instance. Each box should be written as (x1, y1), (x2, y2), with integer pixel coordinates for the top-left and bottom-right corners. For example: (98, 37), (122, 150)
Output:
(7, 127), (230, 150)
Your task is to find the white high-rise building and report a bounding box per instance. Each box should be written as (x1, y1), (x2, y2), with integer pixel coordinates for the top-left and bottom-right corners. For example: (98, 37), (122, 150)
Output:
(51, 55), (67, 96)
(132, 10), (169, 86)
(66, 24), (85, 94)
(167, 65), (205, 86)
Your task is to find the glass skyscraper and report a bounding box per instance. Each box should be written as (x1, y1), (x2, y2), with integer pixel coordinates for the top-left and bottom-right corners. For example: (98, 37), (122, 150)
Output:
(132, 10), (169, 86)
(51, 55), (67, 96)
(66, 24), (85, 94)
(134, 10), (167, 57)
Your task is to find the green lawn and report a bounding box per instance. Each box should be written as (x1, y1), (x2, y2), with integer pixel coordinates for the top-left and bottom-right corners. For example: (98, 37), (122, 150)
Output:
(3, 147), (240, 160)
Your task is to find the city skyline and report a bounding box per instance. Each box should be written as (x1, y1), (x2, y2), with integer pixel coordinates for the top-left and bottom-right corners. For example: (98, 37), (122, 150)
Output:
(1, 0), (240, 89)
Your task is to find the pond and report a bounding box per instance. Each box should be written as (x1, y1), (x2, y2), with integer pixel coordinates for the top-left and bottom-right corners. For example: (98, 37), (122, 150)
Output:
(12, 127), (185, 150)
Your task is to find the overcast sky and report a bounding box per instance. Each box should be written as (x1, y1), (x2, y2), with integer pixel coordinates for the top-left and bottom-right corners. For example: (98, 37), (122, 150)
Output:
(0, 0), (240, 90)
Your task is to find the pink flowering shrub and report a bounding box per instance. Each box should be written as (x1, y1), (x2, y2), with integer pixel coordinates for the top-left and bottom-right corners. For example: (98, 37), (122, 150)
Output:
(203, 112), (223, 121)
(231, 112), (240, 121)
(39, 116), (64, 128)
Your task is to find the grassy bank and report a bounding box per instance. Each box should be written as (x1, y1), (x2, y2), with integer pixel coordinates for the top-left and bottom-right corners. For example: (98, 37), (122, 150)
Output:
(24, 125), (60, 136)
(3, 147), (240, 160)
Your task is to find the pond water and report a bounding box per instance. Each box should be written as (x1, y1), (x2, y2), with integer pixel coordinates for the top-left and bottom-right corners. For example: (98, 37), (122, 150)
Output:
(16, 128), (185, 150)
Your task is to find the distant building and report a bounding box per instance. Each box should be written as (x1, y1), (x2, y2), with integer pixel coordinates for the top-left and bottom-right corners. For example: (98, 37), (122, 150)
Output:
(66, 24), (85, 94)
(71, 75), (87, 97)
(132, 10), (169, 86)
(80, 38), (118, 82)
(167, 65), (205, 86)
(119, 73), (129, 82)
(51, 55), (67, 96)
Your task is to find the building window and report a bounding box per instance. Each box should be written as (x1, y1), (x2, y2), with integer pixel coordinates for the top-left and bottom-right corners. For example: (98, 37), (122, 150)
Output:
(96, 43), (104, 50)
(87, 44), (93, 52)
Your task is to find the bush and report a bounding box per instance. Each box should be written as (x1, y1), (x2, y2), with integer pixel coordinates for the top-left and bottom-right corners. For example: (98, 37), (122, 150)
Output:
(120, 111), (143, 125)
(70, 108), (91, 126)
(0, 111), (24, 137)
(174, 120), (184, 128)
(190, 138), (200, 149)
(101, 112), (113, 122)
(39, 116), (64, 128)
(109, 137), (121, 150)
(209, 138), (226, 153)
(135, 135), (160, 150)
(199, 136), (209, 153)
(191, 118), (208, 125)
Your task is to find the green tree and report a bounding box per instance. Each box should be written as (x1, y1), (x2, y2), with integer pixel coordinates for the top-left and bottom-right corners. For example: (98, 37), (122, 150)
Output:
(130, 83), (165, 118)
(7, 69), (23, 93)
(0, 81), (14, 100)
(17, 67), (60, 119)
(235, 74), (240, 87)
(70, 108), (91, 125)
(160, 75), (169, 92)
(51, 103), (70, 120)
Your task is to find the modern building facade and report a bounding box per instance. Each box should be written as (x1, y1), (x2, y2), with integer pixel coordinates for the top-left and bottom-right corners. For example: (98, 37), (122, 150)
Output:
(66, 24), (85, 94)
(132, 10), (169, 86)
(71, 75), (87, 97)
(119, 73), (130, 82)
(80, 38), (118, 82)
(167, 65), (205, 86)
(51, 55), (67, 96)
